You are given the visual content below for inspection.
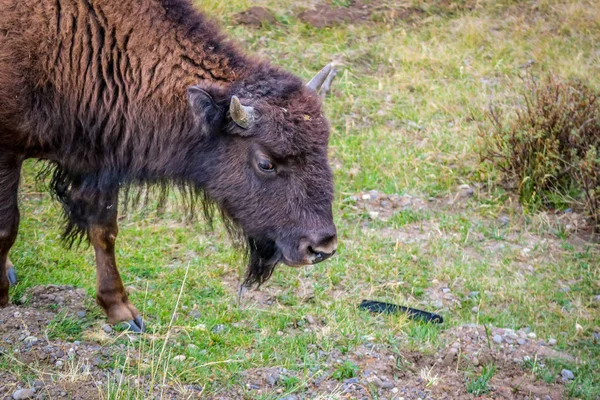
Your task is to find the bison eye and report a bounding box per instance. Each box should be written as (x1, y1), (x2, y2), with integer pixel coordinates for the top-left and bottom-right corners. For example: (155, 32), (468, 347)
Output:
(258, 159), (275, 172)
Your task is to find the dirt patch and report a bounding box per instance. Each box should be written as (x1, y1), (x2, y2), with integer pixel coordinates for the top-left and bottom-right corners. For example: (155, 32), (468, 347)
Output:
(0, 285), (202, 399)
(230, 324), (570, 399)
(234, 6), (276, 27)
(298, 1), (424, 28)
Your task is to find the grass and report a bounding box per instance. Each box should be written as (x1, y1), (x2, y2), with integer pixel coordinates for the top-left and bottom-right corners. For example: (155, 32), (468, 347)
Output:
(4, 0), (600, 398)
(466, 364), (496, 395)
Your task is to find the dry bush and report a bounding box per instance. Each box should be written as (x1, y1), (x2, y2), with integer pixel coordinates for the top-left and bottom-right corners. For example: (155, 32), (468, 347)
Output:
(481, 73), (600, 231)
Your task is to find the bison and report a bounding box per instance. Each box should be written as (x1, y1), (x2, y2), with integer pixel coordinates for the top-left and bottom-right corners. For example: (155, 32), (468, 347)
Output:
(0, 0), (338, 332)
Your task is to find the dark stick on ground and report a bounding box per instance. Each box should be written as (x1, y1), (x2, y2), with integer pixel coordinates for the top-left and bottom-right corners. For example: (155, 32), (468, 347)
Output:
(359, 299), (444, 324)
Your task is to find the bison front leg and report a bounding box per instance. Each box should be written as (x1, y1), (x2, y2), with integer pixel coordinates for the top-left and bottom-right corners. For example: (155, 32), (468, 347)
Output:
(89, 219), (145, 333)
(68, 186), (145, 332)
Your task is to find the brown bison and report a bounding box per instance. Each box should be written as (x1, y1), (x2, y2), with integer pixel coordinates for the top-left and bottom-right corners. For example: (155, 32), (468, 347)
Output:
(0, 0), (338, 331)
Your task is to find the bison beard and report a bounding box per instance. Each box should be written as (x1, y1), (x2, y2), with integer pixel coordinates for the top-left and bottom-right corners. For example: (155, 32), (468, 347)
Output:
(244, 237), (282, 288)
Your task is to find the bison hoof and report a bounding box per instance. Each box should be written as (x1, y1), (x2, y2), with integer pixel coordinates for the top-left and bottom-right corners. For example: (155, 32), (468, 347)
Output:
(7, 266), (17, 287)
(121, 315), (146, 333)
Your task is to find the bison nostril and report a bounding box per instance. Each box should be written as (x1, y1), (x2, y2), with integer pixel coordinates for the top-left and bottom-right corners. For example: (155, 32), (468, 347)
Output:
(308, 246), (324, 262)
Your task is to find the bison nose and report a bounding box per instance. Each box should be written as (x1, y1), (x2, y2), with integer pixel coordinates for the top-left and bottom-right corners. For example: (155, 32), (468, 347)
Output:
(302, 232), (338, 264)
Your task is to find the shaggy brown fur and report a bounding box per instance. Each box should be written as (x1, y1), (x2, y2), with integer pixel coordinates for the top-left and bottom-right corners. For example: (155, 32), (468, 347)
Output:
(0, 0), (336, 329)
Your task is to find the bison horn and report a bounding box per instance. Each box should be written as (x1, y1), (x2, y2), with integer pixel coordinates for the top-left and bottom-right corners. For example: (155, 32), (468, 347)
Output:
(306, 64), (333, 93)
(229, 96), (255, 129)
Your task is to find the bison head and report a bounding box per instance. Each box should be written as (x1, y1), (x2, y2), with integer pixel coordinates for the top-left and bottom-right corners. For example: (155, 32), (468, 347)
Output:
(187, 64), (338, 287)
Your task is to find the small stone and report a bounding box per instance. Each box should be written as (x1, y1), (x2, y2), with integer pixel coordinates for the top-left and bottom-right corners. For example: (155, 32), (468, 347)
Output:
(381, 381), (395, 389)
(102, 324), (113, 333)
(212, 324), (226, 334)
(561, 369), (575, 381)
(492, 335), (503, 344)
(362, 194), (371, 200)
(458, 184), (474, 197)
(12, 388), (35, 399)
(528, 332), (537, 339)
(498, 216), (510, 226)
(517, 338), (526, 346)
(305, 315), (316, 325)
(471, 306), (479, 313)
(344, 377), (359, 384)
(592, 295), (600, 302)
(472, 357), (479, 366)
(76, 310), (86, 318)
(371, 377), (384, 388)
(188, 309), (201, 319)
(468, 291), (479, 298)
(548, 338), (557, 346)
(442, 287), (451, 294)
(593, 332), (600, 342)
(23, 336), (38, 345)
(368, 211), (379, 219)
(172, 355), (186, 362)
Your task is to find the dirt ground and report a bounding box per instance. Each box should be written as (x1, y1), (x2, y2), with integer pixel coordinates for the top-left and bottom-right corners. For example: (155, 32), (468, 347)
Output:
(0, 283), (573, 399)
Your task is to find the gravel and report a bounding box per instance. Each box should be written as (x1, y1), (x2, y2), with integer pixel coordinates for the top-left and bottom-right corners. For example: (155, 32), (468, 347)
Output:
(548, 338), (557, 346)
(102, 324), (113, 333)
(492, 334), (503, 344)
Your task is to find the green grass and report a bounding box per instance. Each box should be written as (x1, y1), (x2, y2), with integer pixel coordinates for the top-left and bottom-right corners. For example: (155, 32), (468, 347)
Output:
(331, 360), (359, 381)
(466, 364), (496, 395)
(5, 0), (600, 398)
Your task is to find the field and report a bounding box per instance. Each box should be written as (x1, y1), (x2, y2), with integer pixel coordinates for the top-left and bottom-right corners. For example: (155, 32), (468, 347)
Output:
(1, 0), (599, 398)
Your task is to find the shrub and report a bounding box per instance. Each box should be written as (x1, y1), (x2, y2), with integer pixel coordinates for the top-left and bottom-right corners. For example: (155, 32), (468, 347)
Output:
(480, 73), (600, 231)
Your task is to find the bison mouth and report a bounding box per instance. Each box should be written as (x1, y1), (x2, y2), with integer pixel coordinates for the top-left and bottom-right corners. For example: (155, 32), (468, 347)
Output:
(243, 237), (283, 288)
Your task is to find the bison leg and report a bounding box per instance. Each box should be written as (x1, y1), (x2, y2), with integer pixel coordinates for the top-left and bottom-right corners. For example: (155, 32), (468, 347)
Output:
(89, 198), (145, 332)
(67, 185), (144, 332)
(0, 153), (22, 306)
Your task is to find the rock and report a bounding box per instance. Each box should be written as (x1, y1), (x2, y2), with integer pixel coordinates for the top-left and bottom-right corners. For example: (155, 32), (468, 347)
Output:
(561, 369), (575, 381)
(344, 377), (359, 384)
(593, 332), (600, 342)
(188, 309), (201, 319)
(102, 324), (113, 333)
(492, 335), (503, 344)
(12, 389), (35, 399)
(517, 338), (526, 346)
(468, 291), (479, 298)
(212, 324), (226, 334)
(548, 338), (557, 346)
(234, 6), (276, 27)
(371, 377), (384, 388)
(592, 295), (600, 303)
(498, 216), (510, 226)
(458, 184), (474, 197)
(381, 381), (395, 389)
(305, 315), (316, 325)
(266, 373), (280, 386)
(23, 336), (38, 345)
(76, 310), (86, 318)
(172, 355), (186, 362)
(471, 306), (479, 313)
(441, 347), (458, 367)
(528, 332), (537, 339)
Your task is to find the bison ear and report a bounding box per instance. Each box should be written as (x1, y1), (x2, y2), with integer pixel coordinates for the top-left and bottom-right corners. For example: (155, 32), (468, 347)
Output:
(187, 86), (225, 135)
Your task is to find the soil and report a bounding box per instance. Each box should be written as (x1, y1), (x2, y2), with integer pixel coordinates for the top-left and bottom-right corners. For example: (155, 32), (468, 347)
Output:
(234, 7), (276, 27)
(217, 324), (570, 399)
(297, 1), (424, 28)
(0, 281), (576, 399)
